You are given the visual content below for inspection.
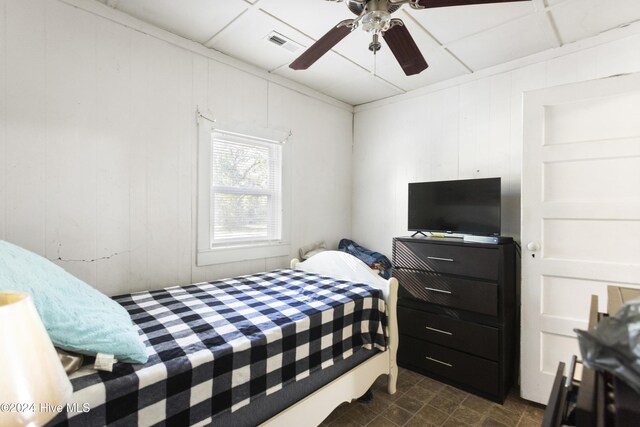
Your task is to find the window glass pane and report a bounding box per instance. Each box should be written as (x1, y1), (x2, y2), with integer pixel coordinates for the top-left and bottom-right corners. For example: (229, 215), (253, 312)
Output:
(212, 139), (269, 189)
(208, 130), (282, 247)
(212, 193), (269, 241)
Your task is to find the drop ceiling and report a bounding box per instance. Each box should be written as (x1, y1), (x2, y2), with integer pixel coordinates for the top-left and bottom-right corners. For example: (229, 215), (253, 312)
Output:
(96, 0), (640, 105)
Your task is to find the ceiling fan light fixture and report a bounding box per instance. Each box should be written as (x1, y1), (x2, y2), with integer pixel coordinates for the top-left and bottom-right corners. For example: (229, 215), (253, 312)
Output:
(290, 0), (532, 75)
(362, 10), (392, 33)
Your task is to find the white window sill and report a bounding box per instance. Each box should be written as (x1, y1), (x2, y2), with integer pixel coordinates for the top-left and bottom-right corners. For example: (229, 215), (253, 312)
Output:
(196, 242), (291, 266)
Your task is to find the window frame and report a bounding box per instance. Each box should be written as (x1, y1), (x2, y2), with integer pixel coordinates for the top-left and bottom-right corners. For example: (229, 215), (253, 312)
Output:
(197, 114), (291, 266)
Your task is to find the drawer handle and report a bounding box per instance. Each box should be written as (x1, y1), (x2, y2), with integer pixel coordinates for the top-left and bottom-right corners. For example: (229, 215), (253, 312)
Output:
(425, 325), (453, 336)
(424, 287), (452, 295)
(425, 356), (453, 368)
(427, 256), (454, 262)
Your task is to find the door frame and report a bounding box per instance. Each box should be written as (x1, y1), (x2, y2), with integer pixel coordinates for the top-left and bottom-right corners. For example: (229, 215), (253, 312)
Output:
(520, 72), (640, 403)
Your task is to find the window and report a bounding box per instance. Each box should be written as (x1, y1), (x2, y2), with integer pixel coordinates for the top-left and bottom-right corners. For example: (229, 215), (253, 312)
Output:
(197, 115), (290, 266)
(210, 131), (282, 244)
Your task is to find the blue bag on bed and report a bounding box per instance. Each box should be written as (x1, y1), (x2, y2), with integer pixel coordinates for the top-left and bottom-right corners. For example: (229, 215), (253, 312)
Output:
(338, 239), (392, 279)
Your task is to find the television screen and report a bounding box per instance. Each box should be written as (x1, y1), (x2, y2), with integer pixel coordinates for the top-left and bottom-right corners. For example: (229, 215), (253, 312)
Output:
(408, 178), (501, 236)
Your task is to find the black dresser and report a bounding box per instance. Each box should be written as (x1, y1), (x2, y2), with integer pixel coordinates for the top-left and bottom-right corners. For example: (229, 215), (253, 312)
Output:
(392, 236), (516, 403)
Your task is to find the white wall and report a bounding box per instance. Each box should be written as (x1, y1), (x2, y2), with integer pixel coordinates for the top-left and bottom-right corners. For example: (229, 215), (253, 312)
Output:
(0, 0), (354, 295)
(352, 31), (640, 257)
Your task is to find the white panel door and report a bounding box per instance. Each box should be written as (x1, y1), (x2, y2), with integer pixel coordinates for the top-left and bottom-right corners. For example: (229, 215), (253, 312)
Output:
(521, 73), (640, 403)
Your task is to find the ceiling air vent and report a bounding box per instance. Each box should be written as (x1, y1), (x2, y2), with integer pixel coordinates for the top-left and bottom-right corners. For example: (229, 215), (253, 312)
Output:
(265, 31), (304, 54)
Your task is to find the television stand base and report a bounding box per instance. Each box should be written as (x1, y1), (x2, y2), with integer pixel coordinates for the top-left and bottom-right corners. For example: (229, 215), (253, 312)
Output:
(411, 231), (429, 238)
(463, 235), (513, 245)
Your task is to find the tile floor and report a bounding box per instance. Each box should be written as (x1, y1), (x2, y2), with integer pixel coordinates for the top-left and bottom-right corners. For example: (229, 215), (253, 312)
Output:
(320, 368), (545, 427)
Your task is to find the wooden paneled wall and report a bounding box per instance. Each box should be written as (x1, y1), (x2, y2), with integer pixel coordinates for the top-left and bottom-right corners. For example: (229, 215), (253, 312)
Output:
(352, 33), (640, 257)
(0, 0), (354, 295)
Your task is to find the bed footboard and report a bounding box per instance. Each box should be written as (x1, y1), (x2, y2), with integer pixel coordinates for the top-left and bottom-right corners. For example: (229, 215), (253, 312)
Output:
(275, 253), (399, 426)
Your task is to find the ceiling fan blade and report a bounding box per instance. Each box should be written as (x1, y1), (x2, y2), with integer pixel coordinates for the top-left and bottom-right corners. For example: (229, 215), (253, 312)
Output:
(417, 0), (531, 8)
(290, 20), (353, 70)
(382, 23), (428, 76)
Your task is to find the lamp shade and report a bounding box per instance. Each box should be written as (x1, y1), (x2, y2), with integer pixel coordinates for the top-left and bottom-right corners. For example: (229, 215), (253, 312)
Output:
(0, 292), (73, 426)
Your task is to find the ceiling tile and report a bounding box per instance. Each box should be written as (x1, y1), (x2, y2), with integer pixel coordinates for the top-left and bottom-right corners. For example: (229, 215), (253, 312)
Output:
(320, 72), (404, 106)
(407, 1), (535, 45)
(274, 50), (365, 89)
(259, 0), (357, 40)
(111, 0), (248, 44)
(209, 8), (313, 72)
(374, 46), (470, 92)
(549, 0), (640, 45)
(446, 13), (555, 71)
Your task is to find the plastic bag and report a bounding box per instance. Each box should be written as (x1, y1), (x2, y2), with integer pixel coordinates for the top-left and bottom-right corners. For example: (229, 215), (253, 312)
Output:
(575, 300), (640, 393)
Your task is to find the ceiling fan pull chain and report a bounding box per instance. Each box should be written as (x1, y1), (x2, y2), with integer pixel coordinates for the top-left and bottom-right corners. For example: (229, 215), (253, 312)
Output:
(373, 52), (377, 76)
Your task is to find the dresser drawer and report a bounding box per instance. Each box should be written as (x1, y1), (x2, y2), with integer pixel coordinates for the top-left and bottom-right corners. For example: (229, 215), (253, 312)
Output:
(398, 306), (499, 360)
(395, 269), (498, 316)
(399, 335), (499, 397)
(394, 240), (499, 281)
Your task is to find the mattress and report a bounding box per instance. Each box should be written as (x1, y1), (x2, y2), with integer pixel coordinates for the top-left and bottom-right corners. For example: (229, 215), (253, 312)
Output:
(48, 269), (387, 426)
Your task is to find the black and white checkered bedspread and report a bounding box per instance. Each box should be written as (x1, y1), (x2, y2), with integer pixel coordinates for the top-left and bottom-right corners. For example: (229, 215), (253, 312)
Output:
(48, 269), (387, 426)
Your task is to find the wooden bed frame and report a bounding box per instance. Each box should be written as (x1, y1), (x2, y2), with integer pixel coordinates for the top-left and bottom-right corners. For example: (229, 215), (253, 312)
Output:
(261, 257), (399, 427)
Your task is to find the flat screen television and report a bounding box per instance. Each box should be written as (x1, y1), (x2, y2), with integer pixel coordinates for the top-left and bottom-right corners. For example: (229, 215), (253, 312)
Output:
(408, 177), (501, 236)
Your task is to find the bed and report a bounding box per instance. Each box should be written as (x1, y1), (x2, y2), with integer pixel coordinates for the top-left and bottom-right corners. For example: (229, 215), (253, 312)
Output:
(47, 251), (399, 427)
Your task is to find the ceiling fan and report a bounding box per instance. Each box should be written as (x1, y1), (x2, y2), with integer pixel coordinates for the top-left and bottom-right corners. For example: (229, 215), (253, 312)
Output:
(290, 0), (531, 76)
